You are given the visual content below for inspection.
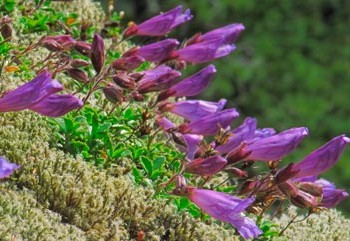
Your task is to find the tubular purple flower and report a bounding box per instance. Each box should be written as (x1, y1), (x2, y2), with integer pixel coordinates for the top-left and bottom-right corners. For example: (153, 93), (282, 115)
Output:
(0, 157), (20, 179)
(186, 188), (262, 239)
(251, 128), (276, 141)
(185, 155), (227, 176)
(178, 108), (239, 136)
(315, 179), (349, 208)
(136, 39), (179, 62)
(138, 65), (181, 93)
(215, 117), (257, 154)
(160, 99), (227, 122)
(182, 134), (203, 160)
(91, 34), (105, 73)
(123, 6), (192, 37)
(156, 116), (175, 131)
(172, 42), (236, 63)
(0, 71), (63, 112)
(243, 127), (309, 161)
(293, 135), (350, 179)
(158, 65), (216, 101)
(197, 23), (245, 45)
(29, 94), (83, 117)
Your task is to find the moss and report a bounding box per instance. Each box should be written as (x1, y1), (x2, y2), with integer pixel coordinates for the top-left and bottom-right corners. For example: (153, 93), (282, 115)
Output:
(272, 207), (350, 241)
(0, 111), (239, 241)
(0, 184), (87, 241)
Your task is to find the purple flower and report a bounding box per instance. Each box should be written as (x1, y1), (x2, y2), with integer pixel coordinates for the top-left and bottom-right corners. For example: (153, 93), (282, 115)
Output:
(158, 65), (216, 101)
(315, 179), (349, 208)
(0, 71), (63, 112)
(293, 135), (350, 179)
(123, 6), (192, 37)
(182, 134), (203, 160)
(195, 23), (245, 45)
(215, 117), (257, 155)
(172, 41), (236, 63)
(242, 127), (309, 161)
(185, 155), (227, 176)
(178, 108), (239, 136)
(91, 34), (105, 73)
(138, 65), (181, 93)
(186, 188), (262, 239)
(135, 39), (179, 62)
(159, 99), (226, 122)
(29, 94), (83, 117)
(156, 115), (175, 131)
(0, 157), (20, 178)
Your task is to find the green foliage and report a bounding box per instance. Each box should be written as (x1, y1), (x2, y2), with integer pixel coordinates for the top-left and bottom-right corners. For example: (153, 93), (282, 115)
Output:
(0, 0), (16, 13)
(48, 105), (184, 187)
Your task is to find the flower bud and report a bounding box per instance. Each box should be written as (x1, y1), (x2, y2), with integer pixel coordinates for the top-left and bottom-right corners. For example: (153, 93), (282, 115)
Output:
(298, 182), (323, 197)
(111, 55), (144, 71)
(91, 34), (105, 73)
(278, 181), (299, 198)
(113, 73), (136, 89)
(71, 59), (90, 68)
(274, 163), (300, 184)
(1, 23), (12, 39)
(238, 180), (257, 195)
(41, 35), (76, 52)
(290, 190), (319, 208)
(224, 167), (248, 178)
(131, 91), (144, 101)
(102, 83), (124, 103)
(66, 68), (89, 83)
(185, 155), (227, 176)
(74, 41), (92, 56)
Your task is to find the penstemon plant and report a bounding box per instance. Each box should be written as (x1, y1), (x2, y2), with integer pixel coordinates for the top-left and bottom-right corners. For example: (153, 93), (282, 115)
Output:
(0, 2), (348, 240)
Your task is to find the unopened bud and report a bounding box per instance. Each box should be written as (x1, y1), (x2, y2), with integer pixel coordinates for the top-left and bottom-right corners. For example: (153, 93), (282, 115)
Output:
(41, 38), (61, 51)
(129, 72), (144, 82)
(278, 181), (299, 198)
(71, 59), (90, 68)
(111, 55), (144, 71)
(102, 83), (124, 103)
(91, 34), (105, 73)
(226, 143), (250, 164)
(157, 89), (176, 103)
(175, 175), (187, 190)
(41, 35), (76, 52)
(224, 166), (248, 178)
(131, 91), (144, 101)
(66, 69), (89, 83)
(113, 73), (136, 89)
(274, 163), (300, 184)
(238, 180), (257, 195)
(291, 190), (319, 208)
(75, 41), (91, 56)
(185, 156), (227, 176)
(298, 182), (323, 197)
(1, 24), (12, 39)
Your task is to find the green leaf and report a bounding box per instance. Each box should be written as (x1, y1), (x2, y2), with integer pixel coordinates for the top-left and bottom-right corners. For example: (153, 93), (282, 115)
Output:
(132, 167), (143, 183)
(140, 156), (153, 175)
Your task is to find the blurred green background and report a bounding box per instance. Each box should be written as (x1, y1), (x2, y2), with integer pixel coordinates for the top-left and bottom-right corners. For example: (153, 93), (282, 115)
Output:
(98, 0), (350, 215)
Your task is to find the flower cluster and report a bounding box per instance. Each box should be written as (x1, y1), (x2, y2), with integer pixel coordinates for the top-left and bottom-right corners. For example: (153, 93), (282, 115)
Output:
(0, 5), (348, 240)
(117, 6), (348, 239)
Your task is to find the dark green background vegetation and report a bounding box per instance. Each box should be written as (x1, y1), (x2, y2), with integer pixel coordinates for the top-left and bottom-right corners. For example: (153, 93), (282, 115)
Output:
(99, 0), (350, 215)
